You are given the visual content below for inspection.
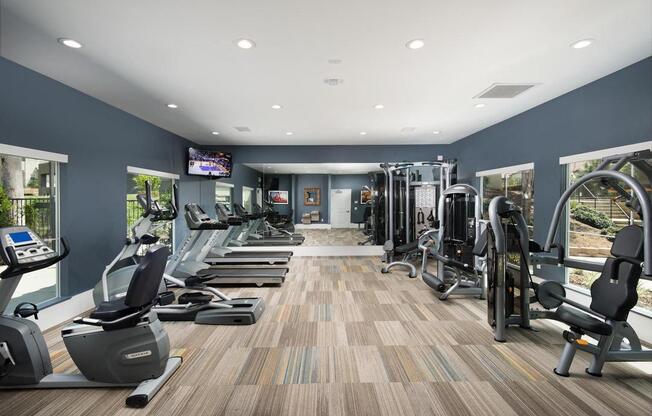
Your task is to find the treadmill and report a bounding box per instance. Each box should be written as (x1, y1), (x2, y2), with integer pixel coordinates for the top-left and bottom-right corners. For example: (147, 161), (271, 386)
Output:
(232, 203), (305, 246)
(205, 203), (293, 265)
(169, 204), (288, 286)
(252, 202), (302, 238)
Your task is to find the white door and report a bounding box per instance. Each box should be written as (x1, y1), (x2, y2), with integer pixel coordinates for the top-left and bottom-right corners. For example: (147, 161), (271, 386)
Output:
(330, 189), (352, 228)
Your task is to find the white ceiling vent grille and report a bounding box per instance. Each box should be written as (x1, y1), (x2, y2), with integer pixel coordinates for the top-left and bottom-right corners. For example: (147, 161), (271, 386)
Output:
(323, 78), (344, 86)
(234, 126), (251, 132)
(475, 83), (538, 99)
(401, 127), (417, 133)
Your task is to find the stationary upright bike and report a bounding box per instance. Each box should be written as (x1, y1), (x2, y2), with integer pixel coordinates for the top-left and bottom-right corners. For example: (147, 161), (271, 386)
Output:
(0, 226), (181, 407)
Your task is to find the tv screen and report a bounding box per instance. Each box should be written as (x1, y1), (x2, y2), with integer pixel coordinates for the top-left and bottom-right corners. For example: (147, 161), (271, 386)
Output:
(187, 148), (232, 177)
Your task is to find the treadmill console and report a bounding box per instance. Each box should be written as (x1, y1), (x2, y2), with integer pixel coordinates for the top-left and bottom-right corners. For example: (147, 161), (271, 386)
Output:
(0, 226), (57, 265)
(185, 204), (229, 230)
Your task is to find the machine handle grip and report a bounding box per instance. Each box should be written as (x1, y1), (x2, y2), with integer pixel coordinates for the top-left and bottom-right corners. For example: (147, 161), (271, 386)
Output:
(169, 183), (179, 220)
(549, 243), (565, 264)
(142, 180), (153, 218)
(610, 256), (643, 280)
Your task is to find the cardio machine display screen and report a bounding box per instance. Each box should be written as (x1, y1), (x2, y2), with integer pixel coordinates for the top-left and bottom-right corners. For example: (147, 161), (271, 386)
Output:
(9, 231), (33, 245)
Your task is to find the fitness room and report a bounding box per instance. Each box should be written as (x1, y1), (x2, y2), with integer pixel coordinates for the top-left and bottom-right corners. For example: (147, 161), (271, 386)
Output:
(0, 1), (650, 415)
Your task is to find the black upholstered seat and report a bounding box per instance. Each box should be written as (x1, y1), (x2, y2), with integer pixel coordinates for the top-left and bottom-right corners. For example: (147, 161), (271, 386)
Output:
(395, 240), (419, 254)
(90, 245), (169, 326)
(90, 298), (136, 321)
(553, 225), (643, 335)
(554, 305), (612, 336)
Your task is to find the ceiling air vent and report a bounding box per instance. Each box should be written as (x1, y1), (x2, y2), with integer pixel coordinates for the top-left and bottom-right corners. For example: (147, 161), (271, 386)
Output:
(474, 83), (538, 99)
(323, 78), (344, 86)
(401, 127), (417, 133)
(234, 126), (251, 132)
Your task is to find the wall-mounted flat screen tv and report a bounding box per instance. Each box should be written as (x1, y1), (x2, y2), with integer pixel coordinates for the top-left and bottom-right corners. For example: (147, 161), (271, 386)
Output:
(187, 148), (232, 178)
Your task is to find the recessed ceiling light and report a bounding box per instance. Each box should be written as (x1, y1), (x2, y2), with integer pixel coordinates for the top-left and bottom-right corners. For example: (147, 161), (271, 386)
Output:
(285, 131), (293, 136)
(271, 104), (282, 110)
(211, 131), (220, 135)
(571, 39), (594, 49)
(236, 38), (256, 49)
(166, 103), (178, 109)
(373, 104), (385, 110)
(58, 38), (82, 49)
(406, 39), (425, 50)
(474, 103), (486, 108)
(433, 130), (441, 135)
(360, 131), (368, 136)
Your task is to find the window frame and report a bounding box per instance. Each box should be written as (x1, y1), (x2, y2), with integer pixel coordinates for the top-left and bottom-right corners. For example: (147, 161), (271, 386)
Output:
(215, 182), (234, 211)
(242, 185), (254, 212)
(126, 166), (179, 251)
(476, 162), (535, 228)
(0, 143), (67, 308)
(559, 141), (652, 300)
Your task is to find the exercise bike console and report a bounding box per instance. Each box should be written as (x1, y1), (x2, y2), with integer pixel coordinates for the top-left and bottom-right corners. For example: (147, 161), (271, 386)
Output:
(0, 227), (69, 279)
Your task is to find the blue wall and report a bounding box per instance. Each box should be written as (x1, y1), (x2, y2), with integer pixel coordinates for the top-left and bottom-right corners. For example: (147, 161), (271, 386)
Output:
(206, 145), (452, 164)
(188, 165), (260, 221)
(451, 56), (652, 280)
(0, 57), (198, 297)
(293, 174), (329, 223)
(193, 163), (261, 215)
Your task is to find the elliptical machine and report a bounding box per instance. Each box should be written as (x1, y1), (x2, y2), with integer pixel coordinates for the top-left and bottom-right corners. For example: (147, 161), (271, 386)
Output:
(94, 181), (264, 325)
(0, 226), (181, 408)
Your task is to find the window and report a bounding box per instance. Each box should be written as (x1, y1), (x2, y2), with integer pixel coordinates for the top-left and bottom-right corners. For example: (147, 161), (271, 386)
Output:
(561, 144), (652, 311)
(0, 147), (63, 311)
(215, 183), (233, 211)
(477, 163), (535, 232)
(126, 168), (178, 251)
(242, 186), (254, 213)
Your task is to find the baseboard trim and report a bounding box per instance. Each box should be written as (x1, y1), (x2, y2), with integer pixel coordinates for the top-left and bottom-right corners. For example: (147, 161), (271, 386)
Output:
(290, 245), (384, 256)
(295, 223), (331, 229)
(37, 289), (95, 331)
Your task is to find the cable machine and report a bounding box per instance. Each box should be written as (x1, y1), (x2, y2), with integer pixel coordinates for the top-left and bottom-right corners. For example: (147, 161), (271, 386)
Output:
(380, 159), (456, 277)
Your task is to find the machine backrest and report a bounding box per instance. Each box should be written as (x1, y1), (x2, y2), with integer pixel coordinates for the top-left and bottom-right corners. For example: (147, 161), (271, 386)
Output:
(472, 228), (488, 257)
(233, 204), (248, 216)
(124, 245), (170, 308)
(590, 225), (643, 321)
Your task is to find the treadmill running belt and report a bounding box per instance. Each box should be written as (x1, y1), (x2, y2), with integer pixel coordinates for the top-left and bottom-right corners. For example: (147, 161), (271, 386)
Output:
(200, 267), (288, 278)
(225, 251), (293, 258)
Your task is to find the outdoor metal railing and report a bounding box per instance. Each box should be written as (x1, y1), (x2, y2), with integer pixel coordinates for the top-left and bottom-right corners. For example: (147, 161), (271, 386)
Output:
(126, 199), (173, 249)
(9, 197), (54, 242)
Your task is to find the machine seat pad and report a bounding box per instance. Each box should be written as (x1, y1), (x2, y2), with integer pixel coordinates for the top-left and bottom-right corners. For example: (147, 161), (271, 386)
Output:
(395, 241), (419, 254)
(90, 298), (138, 321)
(554, 305), (612, 336)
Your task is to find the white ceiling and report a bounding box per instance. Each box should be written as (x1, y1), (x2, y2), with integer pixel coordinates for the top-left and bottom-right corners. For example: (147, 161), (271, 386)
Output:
(245, 163), (381, 175)
(1, 1), (651, 146)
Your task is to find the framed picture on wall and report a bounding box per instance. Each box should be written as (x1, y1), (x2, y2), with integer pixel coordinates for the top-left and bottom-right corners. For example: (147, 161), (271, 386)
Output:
(360, 189), (372, 204)
(268, 190), (289, 204)
(304, 187), (320, 206)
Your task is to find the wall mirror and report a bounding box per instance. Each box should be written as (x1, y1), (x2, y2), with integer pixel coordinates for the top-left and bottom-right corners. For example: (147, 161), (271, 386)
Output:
(242, 162), (384, 248)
